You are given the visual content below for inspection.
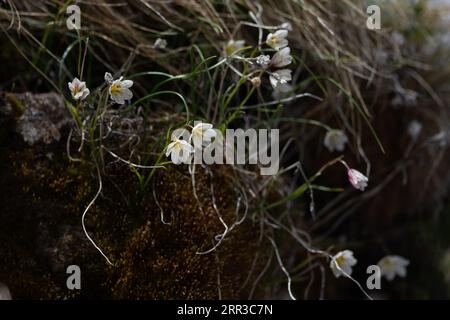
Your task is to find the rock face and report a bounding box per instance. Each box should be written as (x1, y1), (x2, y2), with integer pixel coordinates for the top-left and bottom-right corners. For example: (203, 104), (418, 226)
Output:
(1, 92), (70, 145)
(0, 92), (263, 299)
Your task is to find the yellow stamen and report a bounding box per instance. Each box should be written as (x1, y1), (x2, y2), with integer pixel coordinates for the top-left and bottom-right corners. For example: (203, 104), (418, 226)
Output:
(267, 36), (278, 46)
(225, 44), (236, 56)
(383, 258), (393, 267)
(173, 140), (182, 150)
(110, 83), (122, 94)
(335, 255), (346, 266)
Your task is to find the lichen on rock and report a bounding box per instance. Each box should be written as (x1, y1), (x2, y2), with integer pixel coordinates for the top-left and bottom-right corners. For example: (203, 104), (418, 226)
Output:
(1, 92), (70, 145)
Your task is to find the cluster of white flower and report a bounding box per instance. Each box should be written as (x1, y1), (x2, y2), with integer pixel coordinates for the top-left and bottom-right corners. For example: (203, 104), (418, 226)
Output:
(68, 72), (134, 105)
(166, 122), (216, 164)
(265, 29), (293, 92)
(330, 250), (409, 282)
(223, 25), (294, 93)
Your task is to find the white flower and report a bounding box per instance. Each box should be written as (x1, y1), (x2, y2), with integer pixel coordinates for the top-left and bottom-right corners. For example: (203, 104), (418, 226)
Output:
(256, 54), (271, 67)
(324, 129), (348, 152)
(347, 168), (369, 191)
(190, 122), (217, 148)
(166, 138), (194, 164)
(378, 255), (410, 281)
(269, 69), (292, 90)
(266, 29), (289, 50)
(225, 39), (245, 56)
(407, 120), (422, 140)
(270, 47), (292, 68)
(68, 77), (90, 101)
(330, 250), (357, 278)
(106, 74), (133, 105)
(154, 38), (167, 49)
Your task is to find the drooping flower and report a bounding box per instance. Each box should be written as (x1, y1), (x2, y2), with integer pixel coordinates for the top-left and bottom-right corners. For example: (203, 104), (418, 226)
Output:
(224, 39), (245, 56)
(190, 122), (217, 148)
(266, 29), (289, 50)
(347, 168), (369, 191)
(166, 138), (194, 164)
(68, 77), (90, 101)
(330, 250), (357, 278)
(270, 47), (292, 68)
(378, 255), (410, 281)
(340, 161), (368, 191)
(269, 69), (292, 90)
(324, 129), (348, 152)
(105, 72), (133, 105)
(256, 54), (271, 68)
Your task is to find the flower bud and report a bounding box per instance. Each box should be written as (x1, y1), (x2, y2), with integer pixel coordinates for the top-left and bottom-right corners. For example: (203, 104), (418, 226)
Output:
(347, 169), (369, 191)
(250, 77), (261, 87)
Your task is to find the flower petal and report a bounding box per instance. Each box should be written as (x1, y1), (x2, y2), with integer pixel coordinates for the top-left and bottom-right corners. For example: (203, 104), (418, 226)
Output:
(271, 47), (292, 68)
(269, 75), (278, 89)
(203, 128), (216, 139)
(81, 88), (90, 100)
(121, 80), (133, 88)
(180, 140), (194, 153)
(192, 134), (203, 148)
(166, 141), (176, 157)
(120, 88), (133, 101)
(275, 29), (288, 38)
(171, 149), (180, 164)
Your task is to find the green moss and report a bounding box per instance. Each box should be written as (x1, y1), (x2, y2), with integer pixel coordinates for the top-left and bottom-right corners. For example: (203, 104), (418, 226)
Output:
(0, 130), (264, 299)
(4, 93), (25, 118)
(102, 167), (263, 299)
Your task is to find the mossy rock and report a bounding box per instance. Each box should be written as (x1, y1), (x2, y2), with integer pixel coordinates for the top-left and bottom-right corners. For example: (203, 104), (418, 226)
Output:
(0, 94), (264, 299)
